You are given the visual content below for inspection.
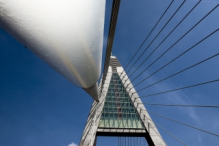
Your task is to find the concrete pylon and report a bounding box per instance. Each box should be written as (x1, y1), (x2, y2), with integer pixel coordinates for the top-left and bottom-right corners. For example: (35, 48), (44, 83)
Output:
(79, 56), (166, 146)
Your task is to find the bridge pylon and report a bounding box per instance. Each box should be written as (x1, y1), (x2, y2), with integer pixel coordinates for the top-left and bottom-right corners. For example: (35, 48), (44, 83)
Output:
(79, 56), (166, 146)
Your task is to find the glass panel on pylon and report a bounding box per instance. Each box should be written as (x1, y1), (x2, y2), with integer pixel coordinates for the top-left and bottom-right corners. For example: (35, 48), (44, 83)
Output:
(98, 73), (144, 128)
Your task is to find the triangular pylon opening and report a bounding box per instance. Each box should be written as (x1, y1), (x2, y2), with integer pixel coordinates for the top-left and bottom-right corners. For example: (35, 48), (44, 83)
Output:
(99, 73), (145, 129)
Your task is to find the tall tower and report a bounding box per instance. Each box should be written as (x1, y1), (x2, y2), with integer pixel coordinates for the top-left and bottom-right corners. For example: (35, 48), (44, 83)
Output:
(79, 56), (166, 146)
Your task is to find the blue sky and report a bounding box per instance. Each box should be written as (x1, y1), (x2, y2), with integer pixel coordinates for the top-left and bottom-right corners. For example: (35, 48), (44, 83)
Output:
(1, 0), (219, 146)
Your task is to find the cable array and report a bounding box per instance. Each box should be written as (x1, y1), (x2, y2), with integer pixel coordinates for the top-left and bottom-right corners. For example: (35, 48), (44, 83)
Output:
(127, 5), (219, 88)
(142, 103), (219, 108)
(135, 46), (219, 92)
(118, 137), (148, 146)
(126, 0), (202, 83)
(119, 0), (174, 78)
(147, 110), (219, 138)
(123, 0), (185, 81)
(144, 116), (187, 146)
(113, 1), (219, 145)
(139, 78), (219, 98)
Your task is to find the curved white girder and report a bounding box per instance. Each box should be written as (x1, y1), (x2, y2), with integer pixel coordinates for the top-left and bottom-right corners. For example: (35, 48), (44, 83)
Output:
(0, 0), (106, 101)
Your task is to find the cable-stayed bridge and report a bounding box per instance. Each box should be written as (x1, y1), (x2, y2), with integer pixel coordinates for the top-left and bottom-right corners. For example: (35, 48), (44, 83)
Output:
(0, 0), (219, 145)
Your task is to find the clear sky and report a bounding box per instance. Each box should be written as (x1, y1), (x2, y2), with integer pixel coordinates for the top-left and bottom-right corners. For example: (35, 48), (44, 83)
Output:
(0, 0), (219, 146)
